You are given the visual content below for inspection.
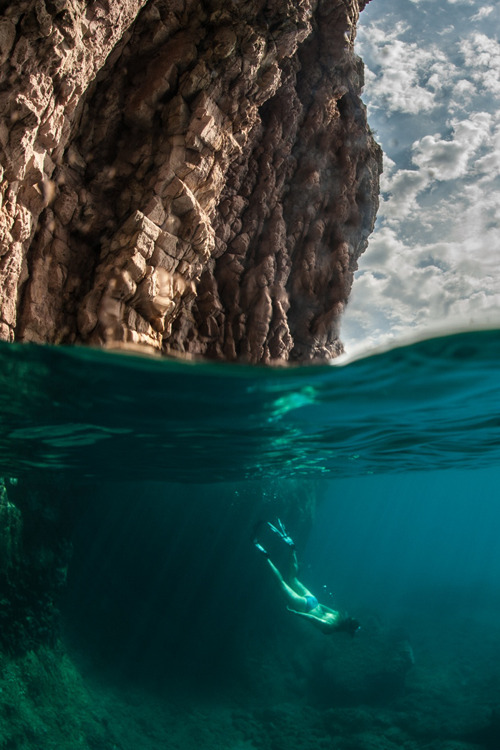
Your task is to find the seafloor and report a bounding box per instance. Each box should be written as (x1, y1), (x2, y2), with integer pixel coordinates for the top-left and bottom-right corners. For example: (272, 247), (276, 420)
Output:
(0, 607), (498, 750)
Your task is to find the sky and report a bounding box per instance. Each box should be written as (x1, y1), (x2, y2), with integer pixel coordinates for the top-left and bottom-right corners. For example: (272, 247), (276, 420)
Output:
(341, 0), (500, 354)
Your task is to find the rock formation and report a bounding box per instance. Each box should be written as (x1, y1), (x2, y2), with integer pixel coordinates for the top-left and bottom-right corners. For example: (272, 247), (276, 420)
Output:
(0, 0), (381, 363)
(0, 477), (72, 651)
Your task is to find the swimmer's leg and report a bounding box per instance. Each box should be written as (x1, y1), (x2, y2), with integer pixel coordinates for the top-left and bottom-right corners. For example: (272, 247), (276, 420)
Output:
(286, 549), (312, 597)
(265, 557), (308, 611)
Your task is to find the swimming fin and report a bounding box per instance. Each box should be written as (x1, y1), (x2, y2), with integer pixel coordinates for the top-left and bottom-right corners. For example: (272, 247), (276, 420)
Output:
(267, 518), (295, 548)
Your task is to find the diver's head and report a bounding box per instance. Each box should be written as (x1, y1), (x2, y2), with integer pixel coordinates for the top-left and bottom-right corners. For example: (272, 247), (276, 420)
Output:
(337, 615), (361, 637)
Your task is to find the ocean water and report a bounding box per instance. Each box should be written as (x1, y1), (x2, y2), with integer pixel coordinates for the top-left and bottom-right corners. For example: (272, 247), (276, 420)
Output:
(1, 329), (500, 750)
(1, 328), (499, 481)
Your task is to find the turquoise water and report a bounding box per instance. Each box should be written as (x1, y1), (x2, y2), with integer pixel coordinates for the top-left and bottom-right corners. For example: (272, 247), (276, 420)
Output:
(1, 328), (499, 481)
(1, 330), (500, 749)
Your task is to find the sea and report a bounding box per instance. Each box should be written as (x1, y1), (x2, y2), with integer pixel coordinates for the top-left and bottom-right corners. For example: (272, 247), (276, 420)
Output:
(1, 328), (500, 750)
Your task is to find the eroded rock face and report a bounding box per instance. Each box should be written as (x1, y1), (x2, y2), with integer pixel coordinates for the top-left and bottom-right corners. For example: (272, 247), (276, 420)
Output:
(0, 0), (381, 363)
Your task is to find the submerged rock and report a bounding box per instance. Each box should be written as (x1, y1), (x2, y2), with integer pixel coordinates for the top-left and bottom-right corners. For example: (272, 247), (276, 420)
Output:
(0, 0), (381, 362)
(0, 477), (72, 653)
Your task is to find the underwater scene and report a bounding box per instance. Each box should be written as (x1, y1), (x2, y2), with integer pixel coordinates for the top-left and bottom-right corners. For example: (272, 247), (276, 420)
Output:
(0, 329), (500, 750)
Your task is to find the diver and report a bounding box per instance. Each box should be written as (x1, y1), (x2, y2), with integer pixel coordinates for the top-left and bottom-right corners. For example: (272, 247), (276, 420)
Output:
(254, 519), (360, 636)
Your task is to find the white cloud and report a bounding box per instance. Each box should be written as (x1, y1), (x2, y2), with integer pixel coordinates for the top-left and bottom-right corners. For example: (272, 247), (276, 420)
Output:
(358, 24), (452, 115)
(426, 59), (460, 92)
(461, 33), (500, 96)
(343, 150), (500, 350)
(366, 44), (438, 114)
(475, 122), (500, 175)
(471, 7), (494, 21)
(358, 22), (475, 119)
(362, 20), (409, 47)
(374, 112), (496, 237)
(411, 113), (493, 180)
(451, 79), (475, 109)
(346, 1), (500, 352)
(342, 224), (500, 354)
(381, 169), (431, 220)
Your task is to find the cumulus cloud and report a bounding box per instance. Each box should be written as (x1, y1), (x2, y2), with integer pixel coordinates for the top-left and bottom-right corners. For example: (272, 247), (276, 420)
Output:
(359, 36), (450, 115)
(345, 0), (500, 352)
(374, 111), (497, 241)
(343, 189), (500, 350)
(342, 224), (500, 354)
(381, 169), (431, 220)
(411, 113), (493, 180)
(451, 79), (475, 108)
(461, 34), (500, 96)
(475, 122), (500, 174)
(357, 20), (465, 116)
(359, 21), (500, 121)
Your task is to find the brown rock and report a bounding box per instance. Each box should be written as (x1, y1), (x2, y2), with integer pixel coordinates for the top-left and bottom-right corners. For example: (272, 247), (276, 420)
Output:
(0, 0), (381, 363)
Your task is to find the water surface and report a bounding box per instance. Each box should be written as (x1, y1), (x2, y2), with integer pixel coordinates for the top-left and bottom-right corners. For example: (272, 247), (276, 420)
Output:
(1, 328), (499, 482)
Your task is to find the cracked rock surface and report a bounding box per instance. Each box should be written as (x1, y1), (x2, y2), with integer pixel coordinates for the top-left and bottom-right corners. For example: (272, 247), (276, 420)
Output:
(0, 0), (381, 363)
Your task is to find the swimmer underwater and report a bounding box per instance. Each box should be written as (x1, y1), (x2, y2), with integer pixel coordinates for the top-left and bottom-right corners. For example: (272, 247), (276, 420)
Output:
(254, 519), (360, 637)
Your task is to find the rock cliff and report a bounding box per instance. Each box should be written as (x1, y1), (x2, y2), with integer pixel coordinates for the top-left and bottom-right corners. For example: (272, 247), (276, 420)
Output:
(0, 0), (381, 362)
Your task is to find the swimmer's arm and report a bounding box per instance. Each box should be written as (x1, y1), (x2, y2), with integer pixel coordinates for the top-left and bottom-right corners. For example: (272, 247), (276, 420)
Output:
(320, 605), (339, 615)
(286, 607), (335, 633)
